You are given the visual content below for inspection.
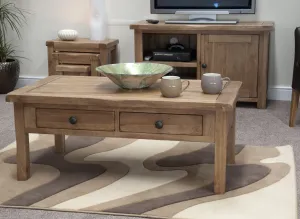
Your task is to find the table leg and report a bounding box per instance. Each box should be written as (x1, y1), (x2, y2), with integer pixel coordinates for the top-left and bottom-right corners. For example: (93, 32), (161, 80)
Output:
(111, 47), (118, 64)
(14, 103), (30, 181)
(214, 109), (228, 194)
(100, 49), (109, 65)
(55, 134), (65, 154)
(227, 108), (236, 165)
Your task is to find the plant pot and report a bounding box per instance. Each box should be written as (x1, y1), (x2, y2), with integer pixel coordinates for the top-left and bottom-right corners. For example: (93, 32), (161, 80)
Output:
(0, 59), (20, 94)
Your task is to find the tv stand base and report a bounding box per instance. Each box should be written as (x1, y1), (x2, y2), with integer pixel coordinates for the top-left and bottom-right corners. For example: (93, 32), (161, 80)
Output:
(167, 11), (238, 24)
(165, 19), (238, 24)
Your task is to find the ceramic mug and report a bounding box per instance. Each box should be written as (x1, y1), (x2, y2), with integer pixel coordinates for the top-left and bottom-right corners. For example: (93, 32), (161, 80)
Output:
(201, 73), (231, 94)
(160, 76), (190, 98)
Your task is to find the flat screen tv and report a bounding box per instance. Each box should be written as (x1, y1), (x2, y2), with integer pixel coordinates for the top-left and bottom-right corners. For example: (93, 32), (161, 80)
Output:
(151, 0), (256, 24)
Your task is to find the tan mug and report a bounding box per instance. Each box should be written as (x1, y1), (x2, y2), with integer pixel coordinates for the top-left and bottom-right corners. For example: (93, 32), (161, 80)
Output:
(160, 76), (190, 98)
(201, 73), (231, 94)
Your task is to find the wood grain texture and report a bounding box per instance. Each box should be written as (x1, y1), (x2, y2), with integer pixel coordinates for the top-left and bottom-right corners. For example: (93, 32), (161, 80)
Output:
(239, 97), (258, 102)
(14, 103), (30, 181)
(227, 108), (236, 164)
(120, 112), (203, 136)
(289, 89), (299, 127)
(100, 49), (109, 66)
(36, 108), (115, 131)
(209, 35), (252, 43)
(56, 65), (91, 73)
(202, 112), (215, 139)
(257, 32), (270, 109)
(54, 134), (65, 154)
(9, 75), (240, 192)
(24, 107), (36, 129)
(25, 127), (214, 143)
(111, 47), (118, 64)
(90, 55), (101, 76)
(197, 34), (201, 79)
(130, 21), (274, 32)
(48, 38), (118, 52)
(58, 53), (98, 65)
(47, 45), (55, 75)
(130, 21), (273, 107)
(203, 34), (259, 98)
(6, 76), (62, 103)
(6, 76), (242, 111)
(134, 30), (144, 62)
(200, 35), (205, 77)
(25, 103), (212, 115)
(46, 38), (118, 76)
(214, 108), (229, 194)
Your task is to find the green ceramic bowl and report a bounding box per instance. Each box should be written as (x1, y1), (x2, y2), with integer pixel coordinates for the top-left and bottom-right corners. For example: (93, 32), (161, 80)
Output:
(96, 63), (173, 89)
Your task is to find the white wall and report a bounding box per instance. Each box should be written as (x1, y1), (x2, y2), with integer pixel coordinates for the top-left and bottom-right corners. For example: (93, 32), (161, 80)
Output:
(14, 0), (300, 90)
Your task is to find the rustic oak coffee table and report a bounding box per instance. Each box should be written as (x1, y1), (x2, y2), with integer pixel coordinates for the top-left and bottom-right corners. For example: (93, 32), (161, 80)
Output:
(6, 76), (241, 194)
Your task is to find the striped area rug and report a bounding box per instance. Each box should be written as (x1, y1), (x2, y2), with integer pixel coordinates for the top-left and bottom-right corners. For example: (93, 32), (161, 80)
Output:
(0, 135), (297, 219)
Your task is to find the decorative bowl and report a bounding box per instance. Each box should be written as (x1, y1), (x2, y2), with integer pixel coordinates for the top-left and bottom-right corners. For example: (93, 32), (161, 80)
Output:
(96, 63), (173, 89)
(58, 29), (78, 41)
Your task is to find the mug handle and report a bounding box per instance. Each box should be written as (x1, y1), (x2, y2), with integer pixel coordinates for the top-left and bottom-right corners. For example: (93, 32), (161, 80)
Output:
(182, 80), (190, 92)
(221, 77), (231, 91)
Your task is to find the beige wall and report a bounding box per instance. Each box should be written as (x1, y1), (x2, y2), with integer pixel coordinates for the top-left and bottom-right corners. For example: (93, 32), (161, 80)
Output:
(15, 0), (300, 88)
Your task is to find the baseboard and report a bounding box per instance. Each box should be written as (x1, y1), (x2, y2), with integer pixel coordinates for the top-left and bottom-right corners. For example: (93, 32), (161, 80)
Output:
(268, 86), (292, 101)
(16, 77), (292, 101)
(16, 76), (45, 89)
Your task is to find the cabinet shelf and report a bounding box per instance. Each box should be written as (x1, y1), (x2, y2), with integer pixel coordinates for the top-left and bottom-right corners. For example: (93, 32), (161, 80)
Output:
(131, 20), (273, 108)
(145, 61), (198, 68)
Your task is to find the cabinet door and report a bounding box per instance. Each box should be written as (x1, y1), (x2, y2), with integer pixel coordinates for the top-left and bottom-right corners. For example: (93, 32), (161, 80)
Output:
(202, 35), (259, 98)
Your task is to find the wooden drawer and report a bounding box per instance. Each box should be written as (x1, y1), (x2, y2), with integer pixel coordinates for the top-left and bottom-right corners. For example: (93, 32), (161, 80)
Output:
(36, 109), (114, 131)
(56, 53), (100, 65)
(120, 112), (203, 136)
(55, 64), (91, 76)
(56, 64), (91, 73)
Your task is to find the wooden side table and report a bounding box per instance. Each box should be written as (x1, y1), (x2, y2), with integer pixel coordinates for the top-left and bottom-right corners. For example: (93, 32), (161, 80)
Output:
(46, 38), (119, 76)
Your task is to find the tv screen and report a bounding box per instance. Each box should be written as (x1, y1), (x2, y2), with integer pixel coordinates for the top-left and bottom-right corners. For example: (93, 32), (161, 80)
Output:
(155, 0), (252, 9)
(151, 0), (255, 14)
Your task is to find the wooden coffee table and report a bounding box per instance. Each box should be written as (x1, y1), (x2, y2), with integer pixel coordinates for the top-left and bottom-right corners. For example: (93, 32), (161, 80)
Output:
(6, 76), (241, 194)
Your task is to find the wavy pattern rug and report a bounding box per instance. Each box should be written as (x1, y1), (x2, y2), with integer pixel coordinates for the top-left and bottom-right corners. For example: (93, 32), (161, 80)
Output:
(0, 135), (297, 219)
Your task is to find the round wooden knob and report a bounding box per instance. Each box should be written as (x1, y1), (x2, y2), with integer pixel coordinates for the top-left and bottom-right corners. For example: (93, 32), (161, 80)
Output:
(202, 63), (207, 69)
(155, 121), (164, 129)
(69, 116), (77, 125)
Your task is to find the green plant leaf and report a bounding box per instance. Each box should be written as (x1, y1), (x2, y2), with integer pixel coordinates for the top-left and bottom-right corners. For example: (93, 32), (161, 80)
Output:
(0, 0), (28, 62)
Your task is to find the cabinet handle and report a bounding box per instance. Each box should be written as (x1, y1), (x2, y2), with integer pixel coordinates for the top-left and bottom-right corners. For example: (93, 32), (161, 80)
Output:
(69, 116), (77, 125)
(155, 120), (164, 129)
(202, 63), (207, 69)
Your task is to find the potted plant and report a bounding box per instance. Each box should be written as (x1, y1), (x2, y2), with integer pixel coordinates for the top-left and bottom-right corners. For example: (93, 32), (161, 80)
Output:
(0, 1), (27, 94)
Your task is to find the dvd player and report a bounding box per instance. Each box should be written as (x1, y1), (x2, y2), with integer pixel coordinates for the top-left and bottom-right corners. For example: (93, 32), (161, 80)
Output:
(152, 49), (192, 62)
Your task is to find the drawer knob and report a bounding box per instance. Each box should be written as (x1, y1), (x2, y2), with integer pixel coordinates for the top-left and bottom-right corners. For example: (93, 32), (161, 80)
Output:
(69, 116), (77, 125)
(201, 63), (207, 69)
(155, 120), (164, 129)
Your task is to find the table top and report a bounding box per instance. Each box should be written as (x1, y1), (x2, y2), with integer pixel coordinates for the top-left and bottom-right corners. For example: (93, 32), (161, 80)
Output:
(46, 38), (119, 49)
(6, 76), (242, 111)
(130, 20), (274, 32)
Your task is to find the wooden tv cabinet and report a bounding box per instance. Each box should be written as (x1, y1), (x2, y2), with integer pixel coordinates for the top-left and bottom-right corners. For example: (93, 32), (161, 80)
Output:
(130, 21), (274, 109)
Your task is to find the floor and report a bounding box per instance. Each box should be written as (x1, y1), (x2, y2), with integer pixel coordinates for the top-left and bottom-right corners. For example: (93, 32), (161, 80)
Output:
(0, 95), (299, 219)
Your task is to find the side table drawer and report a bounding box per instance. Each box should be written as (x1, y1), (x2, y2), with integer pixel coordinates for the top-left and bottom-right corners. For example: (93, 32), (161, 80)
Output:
(120, 112), (203, 136)
(36, 109), (115, 131)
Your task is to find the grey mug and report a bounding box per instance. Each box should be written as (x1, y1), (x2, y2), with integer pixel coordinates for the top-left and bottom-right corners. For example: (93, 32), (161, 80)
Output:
(201, 73), (230, 94)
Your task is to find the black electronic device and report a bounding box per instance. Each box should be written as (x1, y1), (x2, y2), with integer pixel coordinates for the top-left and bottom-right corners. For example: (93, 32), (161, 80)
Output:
(146, 19), (159, 24)
(152, 49), (192, 62)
